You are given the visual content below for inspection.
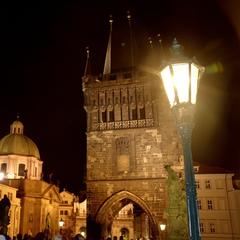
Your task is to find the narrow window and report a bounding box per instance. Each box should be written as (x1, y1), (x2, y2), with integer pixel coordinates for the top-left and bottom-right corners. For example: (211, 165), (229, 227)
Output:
(207, 200), (213, 210)
(102, 111), (107, 122)
(132, 108), (137, 120)
(1, 163), (7, 174)
(205, 180), (211, 189)
(210, 223), (216, 233)
(109, 110), (114, 122)
(196, 180), (200, 189)
(200, 223), (204, 233)
(197, 200), (202, 210)
(139, 107), (145, 119)
(18, 164), (25, 177)
(64, 210), (68, 215)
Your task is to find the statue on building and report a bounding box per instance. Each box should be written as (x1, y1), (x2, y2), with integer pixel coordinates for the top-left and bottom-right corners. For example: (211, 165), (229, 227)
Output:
(164, 165), (188, 240)
(0, 194), (11, 235)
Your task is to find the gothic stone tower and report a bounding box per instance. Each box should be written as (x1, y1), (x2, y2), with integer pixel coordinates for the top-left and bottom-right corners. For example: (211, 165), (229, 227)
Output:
(83, 69), (182, 240)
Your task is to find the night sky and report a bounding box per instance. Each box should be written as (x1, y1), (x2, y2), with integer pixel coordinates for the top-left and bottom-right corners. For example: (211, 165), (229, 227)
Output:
(0, 1), (240, 194)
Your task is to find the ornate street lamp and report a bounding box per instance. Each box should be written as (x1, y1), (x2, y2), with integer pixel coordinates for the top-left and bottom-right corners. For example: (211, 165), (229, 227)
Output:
(160, 39), (204, 240)
(159, 223), (166, 240)
(59, 218), (64, 228)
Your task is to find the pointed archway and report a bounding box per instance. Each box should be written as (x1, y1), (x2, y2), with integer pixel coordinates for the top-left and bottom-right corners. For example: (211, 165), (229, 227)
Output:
(95, 190), (160, 240)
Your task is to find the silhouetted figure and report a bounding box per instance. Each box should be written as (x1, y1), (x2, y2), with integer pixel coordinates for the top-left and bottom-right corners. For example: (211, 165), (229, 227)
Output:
(0, 195), (11, 235)
(16, 233), (22, 240)
(35, 232), (44, 240)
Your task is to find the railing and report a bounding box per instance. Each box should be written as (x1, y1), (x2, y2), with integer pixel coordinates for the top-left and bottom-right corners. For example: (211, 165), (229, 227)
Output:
(91, 119), (154, 131)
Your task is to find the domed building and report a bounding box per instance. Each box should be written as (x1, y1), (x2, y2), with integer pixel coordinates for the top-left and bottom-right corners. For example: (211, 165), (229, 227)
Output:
(0, 118), (42, 180)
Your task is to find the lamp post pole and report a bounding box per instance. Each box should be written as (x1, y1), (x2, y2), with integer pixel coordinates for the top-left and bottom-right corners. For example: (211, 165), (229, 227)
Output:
(160, 39), (204, 240)
(173, 104), (200, 240)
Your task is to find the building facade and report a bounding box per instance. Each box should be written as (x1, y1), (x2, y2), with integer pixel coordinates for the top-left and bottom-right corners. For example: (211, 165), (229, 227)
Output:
(195, 166), (240, 240)
(0, 119), (61, 238)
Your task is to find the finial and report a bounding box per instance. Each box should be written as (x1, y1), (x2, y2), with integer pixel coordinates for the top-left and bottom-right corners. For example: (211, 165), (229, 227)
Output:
(127, 10), (131, 21)
(16, 113), (20, 120)
(157, 34), (162, 44)
(83, 46), (90, 78)
(148, 37), (153, 48)
(109, 14), (113, 24)
(86, 46), (90, 58)
(170, 38), (184, 58)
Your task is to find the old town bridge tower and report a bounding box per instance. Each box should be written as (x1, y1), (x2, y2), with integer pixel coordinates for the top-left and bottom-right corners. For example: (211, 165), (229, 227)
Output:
(82, 16), (182, 240)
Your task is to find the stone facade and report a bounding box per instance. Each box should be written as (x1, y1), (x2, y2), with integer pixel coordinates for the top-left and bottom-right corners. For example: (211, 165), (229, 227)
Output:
(83, 69), (182, 239)
(4, 178), (61, 238)
(195, 167), (240, 240)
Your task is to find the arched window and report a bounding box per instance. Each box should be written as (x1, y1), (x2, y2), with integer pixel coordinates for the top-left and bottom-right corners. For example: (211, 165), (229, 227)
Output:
(18, 164), (25, 177)
(120, 227), (129, 239)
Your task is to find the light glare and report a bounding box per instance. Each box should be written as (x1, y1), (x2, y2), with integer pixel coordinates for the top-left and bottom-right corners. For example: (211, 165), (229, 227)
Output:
(161, 66), (175, 107)
(172, 63), (189, 104)
(190, 63), (199, 104)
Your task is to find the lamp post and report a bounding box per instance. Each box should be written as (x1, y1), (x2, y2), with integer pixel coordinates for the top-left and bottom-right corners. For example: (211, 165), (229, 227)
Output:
(159, 223), (166, 240)
(59, 218), (64, 229)
(160, 39), (204, 240)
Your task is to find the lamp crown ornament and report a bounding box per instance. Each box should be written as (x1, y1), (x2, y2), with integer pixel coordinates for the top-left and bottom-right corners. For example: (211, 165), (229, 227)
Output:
(170, 38), (185, 59)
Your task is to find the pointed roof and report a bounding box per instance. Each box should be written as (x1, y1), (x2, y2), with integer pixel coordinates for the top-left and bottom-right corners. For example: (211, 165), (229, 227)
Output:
(103, 15), (113, 75)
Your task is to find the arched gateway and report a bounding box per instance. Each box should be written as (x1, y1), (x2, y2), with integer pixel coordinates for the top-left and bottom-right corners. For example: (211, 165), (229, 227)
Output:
(83, 69), (182, 240)
(96, 190), (159, 239)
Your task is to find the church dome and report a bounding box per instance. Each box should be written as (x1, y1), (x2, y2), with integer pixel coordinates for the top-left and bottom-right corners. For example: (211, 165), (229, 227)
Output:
(0, 119), (40, 159)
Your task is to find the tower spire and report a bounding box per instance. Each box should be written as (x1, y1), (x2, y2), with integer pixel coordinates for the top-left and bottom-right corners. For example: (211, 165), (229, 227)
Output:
(127, 10), (135, 69)
(103, 15), (113, 75)
(83, 46), (90, 77)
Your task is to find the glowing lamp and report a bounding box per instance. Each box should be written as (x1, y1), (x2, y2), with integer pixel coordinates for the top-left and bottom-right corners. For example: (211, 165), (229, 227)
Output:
(59, 218), (64, 228)
(159, 39), (205, 240)
(160, 223), (166, 231)
(160, 39), (204, 108)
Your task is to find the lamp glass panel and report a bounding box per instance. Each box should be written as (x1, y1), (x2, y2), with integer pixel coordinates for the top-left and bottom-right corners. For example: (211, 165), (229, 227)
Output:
(190, 63), (199, 104)
(160, 66), (175, 107)
(172, 63), (189, 104)
(160, 224), (166, 231)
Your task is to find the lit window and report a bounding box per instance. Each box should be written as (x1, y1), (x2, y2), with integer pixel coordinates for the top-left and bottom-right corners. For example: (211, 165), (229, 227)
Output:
(200, 223), (204, 233)
(210, 223), (216, 233)
(205, 180), (211, 189)
(207, 200), (213, 210)
(197, 200), (202, 210)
